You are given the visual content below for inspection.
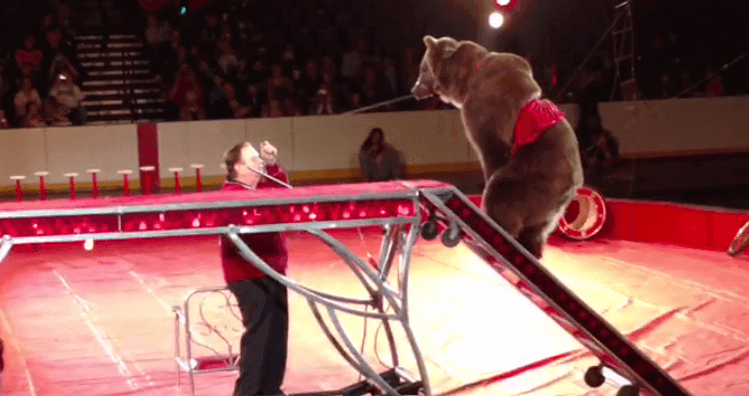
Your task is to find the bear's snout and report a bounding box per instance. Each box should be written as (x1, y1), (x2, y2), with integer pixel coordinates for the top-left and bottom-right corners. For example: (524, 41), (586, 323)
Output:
(411, 82), (434, 99)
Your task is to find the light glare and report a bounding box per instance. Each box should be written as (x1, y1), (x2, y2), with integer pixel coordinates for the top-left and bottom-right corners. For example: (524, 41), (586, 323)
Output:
(488, 12), (504, 29)
(496, 0), (511, 6)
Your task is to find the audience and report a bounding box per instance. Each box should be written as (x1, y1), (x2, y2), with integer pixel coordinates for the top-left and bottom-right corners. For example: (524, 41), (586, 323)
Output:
(0, 0), (745, 130)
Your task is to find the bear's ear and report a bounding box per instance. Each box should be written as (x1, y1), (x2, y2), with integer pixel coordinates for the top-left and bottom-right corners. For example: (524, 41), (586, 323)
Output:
(441, 42), (458, 60)
(423, 35), (437, 51)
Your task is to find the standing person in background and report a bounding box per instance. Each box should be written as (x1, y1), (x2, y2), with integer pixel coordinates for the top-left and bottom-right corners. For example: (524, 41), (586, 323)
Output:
(220, 141), (290, 396)
(359, 127), (402, 182)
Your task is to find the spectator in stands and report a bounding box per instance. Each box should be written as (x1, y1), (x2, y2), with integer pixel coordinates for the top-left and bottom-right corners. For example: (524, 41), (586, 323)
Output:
(296, 58), (321, 110)
(705, 67), (726, 97)
(244, 84), (264, 118)
(230, 99), (250, 119)
(266, 64), (294, 100)
(14, 77), (42, 124)
(282, 97), (302, 117)
(44, 96), (73, 127)
(261, 98), (286, 118)
(220, 140), (289, 396)
(359, 127), (401, 182)
(360, 65), (389, 107)
(48, 73), (86, 125)
(144, 16), (161, 52)
(168, 63), (204, 111)
(15, 34), (43, 79)
(341, 37), (368, 85)
(179, 90), (207, 121)
(0, 110), (10, 129)
(207, 75), (233, 119)
(309, 86), (337, 115)
(23, 102), (47, 128)
(400, 47), (420, 99)
(578, 114), (620, 169)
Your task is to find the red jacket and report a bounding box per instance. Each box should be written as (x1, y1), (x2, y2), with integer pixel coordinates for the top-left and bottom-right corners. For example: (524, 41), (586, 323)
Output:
(220, 163), (290, 284)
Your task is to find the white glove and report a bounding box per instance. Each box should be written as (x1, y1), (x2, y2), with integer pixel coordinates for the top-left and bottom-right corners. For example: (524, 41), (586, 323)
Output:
(260, 141), (278, 165)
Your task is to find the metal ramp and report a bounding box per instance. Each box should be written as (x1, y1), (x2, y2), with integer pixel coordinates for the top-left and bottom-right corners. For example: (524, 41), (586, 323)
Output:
(410, 181), (692, 396)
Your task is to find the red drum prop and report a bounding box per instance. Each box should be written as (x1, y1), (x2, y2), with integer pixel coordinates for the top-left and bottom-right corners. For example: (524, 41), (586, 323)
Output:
(558, 186), (607, 240)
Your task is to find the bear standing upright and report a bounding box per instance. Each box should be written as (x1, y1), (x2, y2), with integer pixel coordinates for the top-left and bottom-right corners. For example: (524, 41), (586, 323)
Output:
(412, 36), (584, 258)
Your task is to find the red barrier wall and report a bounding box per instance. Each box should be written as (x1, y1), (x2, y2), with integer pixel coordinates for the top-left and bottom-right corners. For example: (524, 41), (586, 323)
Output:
(467, 195), (749, 252)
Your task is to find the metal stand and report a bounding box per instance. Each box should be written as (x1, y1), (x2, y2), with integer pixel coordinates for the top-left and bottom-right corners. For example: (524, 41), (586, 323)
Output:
(172, 222), (429, 396)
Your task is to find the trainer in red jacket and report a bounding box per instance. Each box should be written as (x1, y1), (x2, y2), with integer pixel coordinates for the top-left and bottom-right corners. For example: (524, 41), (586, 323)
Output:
(220, 141), (291, 396)
(220, 141), (290, 284)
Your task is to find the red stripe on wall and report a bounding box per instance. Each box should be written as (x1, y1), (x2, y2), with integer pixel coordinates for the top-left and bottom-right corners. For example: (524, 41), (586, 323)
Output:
(137, 123), (160, 193)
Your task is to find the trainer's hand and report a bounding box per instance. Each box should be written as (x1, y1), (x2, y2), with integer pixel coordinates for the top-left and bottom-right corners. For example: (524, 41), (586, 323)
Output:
(260, 141), (278, 165)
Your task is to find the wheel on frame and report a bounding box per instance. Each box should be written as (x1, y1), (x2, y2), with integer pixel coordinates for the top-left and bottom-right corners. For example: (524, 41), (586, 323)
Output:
(584, 365), (606, 388)
(420, 220), (439, 241)
(441, 224), (462, 248)
(727, 219), (749, 257)
(616, 385), (640, 396)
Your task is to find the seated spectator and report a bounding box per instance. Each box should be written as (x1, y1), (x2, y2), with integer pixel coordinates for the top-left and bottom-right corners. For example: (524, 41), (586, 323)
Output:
(179, 90), (207, 121)
(705, 68), (726, 97)
(244, 84), (265, 118)
(360, 65), (389, 107)
(23, 102), (47, 128)
(15, 34), (43, 78)
(44, 96), (73, 127)
(230, 99), (250, 119)
(578, 114), (620, 168)
(14, 77), (43, 123)
(48, 73), (86, 125)
(266, 63), (295, 100)
(358, 127), (401, 182)
(216, 40), (238, 76)
(309, 86), (338, 115)
(144, 16), (161, 53)
(282, 97), (302, 117)
(167, 64), (204, 110)
(261, 98), (286, 118)
(0, 110), (10, 129)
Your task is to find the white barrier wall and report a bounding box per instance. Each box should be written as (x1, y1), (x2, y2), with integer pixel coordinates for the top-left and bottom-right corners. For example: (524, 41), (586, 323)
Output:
(599, 96), (749, 156)
(0, 96), (746, 192)
(0, 124), (139, 188)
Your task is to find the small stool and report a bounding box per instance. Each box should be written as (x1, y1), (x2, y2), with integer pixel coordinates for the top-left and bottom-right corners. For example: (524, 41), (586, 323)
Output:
(63, 173), (79, 200)
(10, 175), (26, 202)
(168, 167), (183, 194)
(34, 171), (49, 201)
(190, 164), (204, 192)
(118, 170), (133, 196)
(87, 169), (100, 199)
(139, 166), (156, 195)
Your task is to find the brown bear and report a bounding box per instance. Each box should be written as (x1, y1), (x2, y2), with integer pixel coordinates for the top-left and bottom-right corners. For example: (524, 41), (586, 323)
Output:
(412, 35), (584, 258)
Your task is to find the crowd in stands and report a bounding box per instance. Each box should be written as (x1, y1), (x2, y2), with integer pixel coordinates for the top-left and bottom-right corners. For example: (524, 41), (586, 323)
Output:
(144, 0), (452, 123)
(0, 0), (744, 131)
(0, 3), (88, 130)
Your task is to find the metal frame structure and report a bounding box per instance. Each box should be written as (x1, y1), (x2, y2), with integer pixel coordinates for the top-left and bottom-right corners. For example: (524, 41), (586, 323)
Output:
(0, 179), (694, 396)
(611, 0), (638, 101)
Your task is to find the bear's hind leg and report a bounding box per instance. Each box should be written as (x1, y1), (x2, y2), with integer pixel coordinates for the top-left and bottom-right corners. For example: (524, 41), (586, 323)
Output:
(482, 177), (526, 239)
(516, 223), (548, 258)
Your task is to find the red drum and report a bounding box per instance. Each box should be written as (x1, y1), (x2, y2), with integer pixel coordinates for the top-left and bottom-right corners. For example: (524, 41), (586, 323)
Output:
(559, 186), (607, 240)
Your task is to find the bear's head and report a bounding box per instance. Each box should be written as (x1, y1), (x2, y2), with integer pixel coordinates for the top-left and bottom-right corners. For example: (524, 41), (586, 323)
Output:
(411, 35), (488, 108)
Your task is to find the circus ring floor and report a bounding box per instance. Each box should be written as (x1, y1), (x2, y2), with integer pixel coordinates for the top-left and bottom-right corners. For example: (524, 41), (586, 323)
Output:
(0, 196), (748, 396)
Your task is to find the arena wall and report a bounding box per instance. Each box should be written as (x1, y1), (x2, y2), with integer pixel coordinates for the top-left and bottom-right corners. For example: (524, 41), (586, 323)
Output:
(0, 96), (747, 195)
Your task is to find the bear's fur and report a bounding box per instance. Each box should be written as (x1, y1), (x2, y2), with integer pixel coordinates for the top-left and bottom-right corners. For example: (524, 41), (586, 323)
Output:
(412, 36), (584, 258)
